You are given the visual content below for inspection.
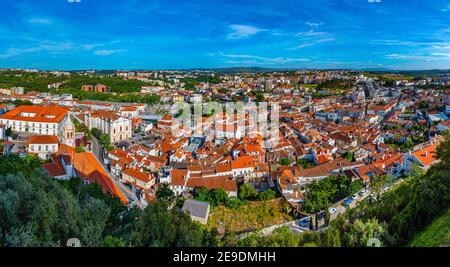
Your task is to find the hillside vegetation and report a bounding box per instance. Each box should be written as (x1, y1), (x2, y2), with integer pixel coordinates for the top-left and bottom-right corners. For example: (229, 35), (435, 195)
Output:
(409, 208), (450, 247)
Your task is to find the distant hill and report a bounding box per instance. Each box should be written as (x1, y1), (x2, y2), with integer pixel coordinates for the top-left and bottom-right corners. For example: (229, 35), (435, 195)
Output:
(361, 67), (394, 72)
(209, 67), (288, 74)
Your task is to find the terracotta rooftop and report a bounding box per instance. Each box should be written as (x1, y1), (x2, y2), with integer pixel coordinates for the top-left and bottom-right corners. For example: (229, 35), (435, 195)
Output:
(27, 135), (59, 145)
(0, 105), (68, 123)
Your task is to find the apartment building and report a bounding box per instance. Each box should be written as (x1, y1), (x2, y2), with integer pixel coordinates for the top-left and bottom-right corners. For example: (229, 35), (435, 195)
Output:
(82, 84), (111, 93)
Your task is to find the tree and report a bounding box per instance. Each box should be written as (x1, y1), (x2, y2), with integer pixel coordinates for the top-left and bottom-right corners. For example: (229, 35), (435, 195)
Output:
(103, 235), (126, 247)
(348, 180), (364, 196)
(99, 134), (110, 146)
(255, 92), (265, 102)
(258, 189), (276, 201)
(5, 128), (12, 137)
(75, 142), (85, 153)
(194, 186), (213, 203)
(278, 157), (292, 166)
(297, 158), (313, 168)
(225, 197), (242, 209)
(78, 197), (110, 247)
(341, 218), (386, 247)
(127, 201), (210, 247)
(156, 183), (175, 201)
(371, 174), (389, 198)
(0, 154), (214, 247)
(90, 128), (101, 139)
(211, 189), (228, 206)
(238, 184), (257, 200)
(304, 189), (330, 229)
(344, 151), (356, 162)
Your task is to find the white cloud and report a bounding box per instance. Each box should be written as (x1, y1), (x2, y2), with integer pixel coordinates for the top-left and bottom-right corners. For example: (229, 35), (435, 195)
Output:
(0, 41), (74, 59)
(218, 53), (310, 65)
(368, 0), (382, 3)
(222, 54), (265, 60)
(305, 21), (322, 28)
(296, 31), (328, 37)
(28, 18), (52, 25)
(430, 52), (450, 58)
(289, 21), (334, 50)
(67, 0), (82, 3)
(385, 53), (435, 61)
(290, 37), (335, 50)
(94, 49), (126, 56)
(226, 24), (265, 39)
(0, 41), (108, 59)
(82, 43), (102, 50)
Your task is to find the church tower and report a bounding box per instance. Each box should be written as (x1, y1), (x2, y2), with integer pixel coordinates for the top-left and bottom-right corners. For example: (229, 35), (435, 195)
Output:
(62, 116), (75, 148)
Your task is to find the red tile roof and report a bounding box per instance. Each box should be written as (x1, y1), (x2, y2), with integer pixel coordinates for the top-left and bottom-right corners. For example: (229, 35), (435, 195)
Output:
(186, 175), (237, 192)
(412, 143), (438, 167)
(27, 135), (59, 146)
(0, 105), (68, 123)
(74, 151), (128, 204)
(123, 168), (154, 183)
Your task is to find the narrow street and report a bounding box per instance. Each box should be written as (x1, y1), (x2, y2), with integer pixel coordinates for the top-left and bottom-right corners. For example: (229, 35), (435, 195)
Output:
(91, 136), (144, 209)
(330, 178), (405, 221)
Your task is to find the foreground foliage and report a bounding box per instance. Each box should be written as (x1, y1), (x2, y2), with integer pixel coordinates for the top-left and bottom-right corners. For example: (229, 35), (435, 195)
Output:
(0, 155), (215, 247)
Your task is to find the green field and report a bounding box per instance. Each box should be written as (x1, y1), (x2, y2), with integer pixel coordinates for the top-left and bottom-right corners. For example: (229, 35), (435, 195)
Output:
(409, 208), (450, 247)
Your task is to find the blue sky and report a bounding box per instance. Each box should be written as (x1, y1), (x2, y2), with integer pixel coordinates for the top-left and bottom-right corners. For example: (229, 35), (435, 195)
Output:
(0, 0), (449, 70)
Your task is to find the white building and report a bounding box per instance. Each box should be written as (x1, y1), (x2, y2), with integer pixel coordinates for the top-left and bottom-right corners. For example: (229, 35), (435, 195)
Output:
(85, 110), (132, 143)
(27, 135), (59, 160)
(0, 105), (74, 147)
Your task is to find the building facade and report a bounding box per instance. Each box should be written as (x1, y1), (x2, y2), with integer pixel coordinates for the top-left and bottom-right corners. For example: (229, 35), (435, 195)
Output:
(85, 110), (132, 143)
(0, 105), (74, 146)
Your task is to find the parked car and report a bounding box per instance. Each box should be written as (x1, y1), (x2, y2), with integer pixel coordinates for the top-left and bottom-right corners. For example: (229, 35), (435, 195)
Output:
(352, 194), (358, 200)
(329, 207), (337, 214)
(298, 216), (311, 228)
(343, 198), (353, 206)
(359, 189), (368, 196)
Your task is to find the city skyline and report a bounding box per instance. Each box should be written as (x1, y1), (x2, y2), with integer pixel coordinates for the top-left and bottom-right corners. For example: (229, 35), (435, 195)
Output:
(0, 0), (449, 70)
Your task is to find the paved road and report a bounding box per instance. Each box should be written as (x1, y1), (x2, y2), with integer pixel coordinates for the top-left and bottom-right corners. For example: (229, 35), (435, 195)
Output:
(329, 179), (405, 221)
(91, 136), (144, 209)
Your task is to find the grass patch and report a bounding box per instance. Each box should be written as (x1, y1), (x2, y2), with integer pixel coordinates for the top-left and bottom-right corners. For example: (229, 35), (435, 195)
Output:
(409, 208), (450, 247)
(206, 198), (295, 235)
(299, 83), (318, 88)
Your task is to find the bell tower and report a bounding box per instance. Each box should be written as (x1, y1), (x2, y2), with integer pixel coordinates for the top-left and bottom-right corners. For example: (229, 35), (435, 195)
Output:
(62, 116), (75, 148)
